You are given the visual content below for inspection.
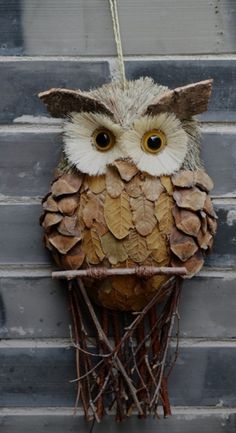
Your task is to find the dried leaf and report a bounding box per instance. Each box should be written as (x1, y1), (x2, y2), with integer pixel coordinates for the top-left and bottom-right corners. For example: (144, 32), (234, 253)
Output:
(104, 191), (133, 239)
(203, 195), (217, 218)
(207, 215), (217, 235)
(101, 232), (128, 265)
(57, 196), (78, 216)
(144, 274), (169, 295)
(170, 228), (198, 261)
(173, 206), (201, 237)
(42, 194), (58, 212)
(200, 211), (208, 234)
(160, 176), (173, 195)
(57, 216), (82, 237)
(86, 175), (106, 194)
(125, 175), (142, 198)
(155, 192), (174, 235)
(41, 212), (63, 230)
(197, 229), (213, 250)
(106, 166), (124, 198)
(124, 229), (150, 262)
(82, 192), (105, 228)
(130, 196), (156, 236)
(51, 173), (83, 197)
(112, 275), (137, 297)
(83, 228), (105, 264)
(171, 250), (204, 278)
(173, 187), (206, 211)
(141, 175), (164, 201)
(195, 170), (214, 192)
(146, 227), (169, 262)
(60, 246), (85, 269)
(113, 160), (138, 181)
(48, 232), (81, 254)
(172, 170), (194, 188)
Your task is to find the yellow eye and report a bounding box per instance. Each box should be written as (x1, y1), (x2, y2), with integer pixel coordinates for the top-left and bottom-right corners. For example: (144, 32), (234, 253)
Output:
(92, 128), (115, 152)
(141, 129), (167, 154)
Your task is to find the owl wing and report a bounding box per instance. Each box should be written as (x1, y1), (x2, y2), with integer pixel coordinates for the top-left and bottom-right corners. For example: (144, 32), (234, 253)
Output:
(170, 170), (217, 278)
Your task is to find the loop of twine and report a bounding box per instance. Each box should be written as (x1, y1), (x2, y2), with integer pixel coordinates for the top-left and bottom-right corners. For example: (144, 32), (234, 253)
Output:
(108, 0), (126, 89)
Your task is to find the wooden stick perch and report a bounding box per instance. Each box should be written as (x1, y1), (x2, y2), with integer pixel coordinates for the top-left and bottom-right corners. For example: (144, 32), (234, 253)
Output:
(52, 266), (187, 280)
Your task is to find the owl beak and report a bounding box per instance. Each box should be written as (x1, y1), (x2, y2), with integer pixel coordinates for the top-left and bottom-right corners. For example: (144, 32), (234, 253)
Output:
(111, 159), (138, 179)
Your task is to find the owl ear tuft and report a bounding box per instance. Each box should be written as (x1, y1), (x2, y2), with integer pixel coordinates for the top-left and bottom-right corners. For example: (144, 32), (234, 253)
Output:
(145, 79), (213, 120)
(38, 88), (114, 118)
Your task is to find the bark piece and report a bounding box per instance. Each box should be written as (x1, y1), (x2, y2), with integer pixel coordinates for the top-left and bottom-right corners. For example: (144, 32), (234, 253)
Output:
(200, 211), (208, 234)
(58, 196), (78, 216)
(141, 175), (164, 201)
(113, 160), (138, 181)
(197, 229), (213, 250)
(173, 206), (201, 237)
(124, 229), (150, 263)
(101, 232), (128, 265)
(104, 191), (133, 239)
(145, 79), (213, 120)
(106, 166), (124, 198)
(48, 232), (81, 254)
(51, 173), (83, 197)
(195, 170), (214, 192)
(173, 187), (206, 211)
(42, 194), (58, 212)
(41, 212), (63, 230)
(57, 216), (82, 237)
(60, 246), (85, 270)
(155, 192), (174, 235)
(172, 170), (195, 188)
(171, 250), (204, 278)
(39, 88), (113, 118)
(207, 215), (217, 235)
(203, 195), (218, 218)
(130, 196), (156, 236)
(170, 228), (198, 261)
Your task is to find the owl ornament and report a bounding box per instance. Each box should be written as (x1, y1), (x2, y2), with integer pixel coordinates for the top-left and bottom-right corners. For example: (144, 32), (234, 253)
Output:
(39, 77), (217, 422)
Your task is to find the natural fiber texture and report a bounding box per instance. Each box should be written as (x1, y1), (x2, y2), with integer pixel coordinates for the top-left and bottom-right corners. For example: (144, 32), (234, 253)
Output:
(41, 166), (217, 310)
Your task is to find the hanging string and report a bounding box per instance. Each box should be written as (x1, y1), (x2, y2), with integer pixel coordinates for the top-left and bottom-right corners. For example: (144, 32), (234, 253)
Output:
(108, 0), (126, 89)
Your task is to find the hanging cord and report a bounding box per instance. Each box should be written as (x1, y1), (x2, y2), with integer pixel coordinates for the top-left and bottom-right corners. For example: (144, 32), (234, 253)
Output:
(108, 0), (126, 89)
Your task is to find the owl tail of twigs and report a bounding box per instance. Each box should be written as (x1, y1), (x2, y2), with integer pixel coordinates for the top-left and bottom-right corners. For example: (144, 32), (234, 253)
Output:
(66, 274), (182, 422)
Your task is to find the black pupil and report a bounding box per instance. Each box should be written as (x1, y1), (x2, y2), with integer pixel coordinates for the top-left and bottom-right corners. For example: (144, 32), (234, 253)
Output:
(147, 135), (162, 150)
(96, 132), (110, 148)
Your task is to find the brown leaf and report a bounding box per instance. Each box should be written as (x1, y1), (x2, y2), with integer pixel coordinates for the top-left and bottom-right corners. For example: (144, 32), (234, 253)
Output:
(144, 274), (170, 295)
(207, 215), (217, 235)
(160, 176), (173, 195)
(104, 191), (133, 239)
(155, 192), (174, 235)
(195, 170), (214, 192)
(106, 166), (124, 198)
(48, 232), (81, 254)
(124, 229), (150, 263)
(101, 232), (128, 265)
(112, 275), (137, 297)
(60, 246), (85, 269)
(82, 191), (105, 228)
(83, 228), (105, 264)
(173, 187), (206, 211)
(200, 211), (208, 234)
(203, 195), (217, 218)
(57, 196), (78, 216)
(57, 216), (82, 237)
(197, 229), (213, 250)
(41, 212), (63, 230)
(113, 160), (138, 181)
(173, 207), (201, 237)
(141, 175), (164, 201)
(42, 194), (58, 212)
(51, 173), (83, 197)
(172, 170), (194, 188)
(171, 250), (204, 278)
(125, 175), (142, 198)
(170, 228), (198, 261)
(130, 196), (156, 236)
(86, 175), (106, 194)
(146, 227), (169, 262)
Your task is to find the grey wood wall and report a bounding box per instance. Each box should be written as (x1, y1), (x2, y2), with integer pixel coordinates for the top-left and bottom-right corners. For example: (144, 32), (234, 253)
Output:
(0, 1), (236, 431)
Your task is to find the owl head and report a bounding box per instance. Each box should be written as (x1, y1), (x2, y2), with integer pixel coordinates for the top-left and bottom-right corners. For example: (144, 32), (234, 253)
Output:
(39, 78), (212, 177)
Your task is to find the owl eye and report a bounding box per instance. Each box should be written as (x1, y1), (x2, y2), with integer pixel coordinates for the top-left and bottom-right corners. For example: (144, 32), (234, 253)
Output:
(141, 129), (167, 154)
(92, 128), (116, 152)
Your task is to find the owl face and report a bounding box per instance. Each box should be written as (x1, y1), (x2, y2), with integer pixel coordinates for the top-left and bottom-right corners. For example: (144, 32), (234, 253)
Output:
(39, 77), (213, 177)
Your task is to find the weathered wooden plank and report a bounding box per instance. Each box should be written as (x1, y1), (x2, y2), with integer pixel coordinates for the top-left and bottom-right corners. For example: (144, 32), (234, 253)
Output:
(1, 0), (236, 56)
(0, 61), (110, 124)
(0, 60), (236, 123)
(1, 345), (236, 406)
(1, 274), (236, 339)
(0, 410), (236, 433)
(1, 130), (235, 197)
(126, 60), (236, 122)
(0, 203), (234, 267)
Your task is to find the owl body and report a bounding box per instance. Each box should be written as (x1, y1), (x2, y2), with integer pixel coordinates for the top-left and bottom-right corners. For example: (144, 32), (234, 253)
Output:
(40, 77), (217, 311)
